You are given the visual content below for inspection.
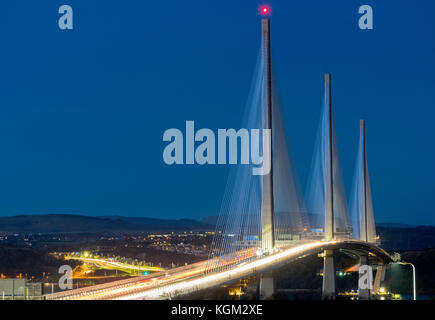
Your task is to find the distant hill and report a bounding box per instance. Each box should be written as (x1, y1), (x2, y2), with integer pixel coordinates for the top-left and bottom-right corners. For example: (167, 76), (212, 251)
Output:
(1, 214), (433, 250)
(202, 215), (219, 226)
(0, 214), (214, 234)
(376, 223), (413, 228)
(377, 225), (435, 251)
(102, 215), (210, 228)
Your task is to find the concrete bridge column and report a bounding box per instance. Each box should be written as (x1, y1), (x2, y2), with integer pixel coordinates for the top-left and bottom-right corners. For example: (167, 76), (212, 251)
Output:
(358, 255), (371, 300)
(371, 264), (386, 296)
(322, 249), (336, 300)
(259, 271), (275, 300)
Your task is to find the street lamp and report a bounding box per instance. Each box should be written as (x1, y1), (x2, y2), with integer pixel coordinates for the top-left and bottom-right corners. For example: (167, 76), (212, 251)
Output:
(396, 262), (416, 300)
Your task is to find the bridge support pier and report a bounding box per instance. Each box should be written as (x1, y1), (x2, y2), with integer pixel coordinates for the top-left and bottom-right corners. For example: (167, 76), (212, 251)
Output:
(322, 249), (336, 300)
(358, 255), (371, 300)
(372, 263), (386, 296)
(259, 271), (275, 300)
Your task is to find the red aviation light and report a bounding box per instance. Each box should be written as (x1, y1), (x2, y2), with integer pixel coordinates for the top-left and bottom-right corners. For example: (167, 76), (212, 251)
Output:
(259, 4), (272, 16)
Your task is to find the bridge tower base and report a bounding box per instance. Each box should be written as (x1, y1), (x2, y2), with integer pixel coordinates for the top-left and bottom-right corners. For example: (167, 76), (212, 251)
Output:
(372, 263), (386, 296)
(322, 249), (336, 300)
(358, 255), (371, 300)
(259, 271), (275, 300)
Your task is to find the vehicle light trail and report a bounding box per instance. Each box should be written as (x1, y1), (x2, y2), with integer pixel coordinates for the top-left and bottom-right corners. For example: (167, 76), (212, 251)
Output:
(50, 240), (337, 300)
(48, 239), (390, 301)
(113, 240), (337, 300)
(69, 257), (164, 272)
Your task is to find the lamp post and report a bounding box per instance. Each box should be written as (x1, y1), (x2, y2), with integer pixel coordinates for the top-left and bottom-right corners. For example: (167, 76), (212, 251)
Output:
(396, 262), (416, 300)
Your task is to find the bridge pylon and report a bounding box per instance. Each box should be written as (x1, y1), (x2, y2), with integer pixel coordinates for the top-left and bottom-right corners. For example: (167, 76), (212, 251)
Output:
(260, 18), (275, 252)
(322, 74), (337, 299)
(350, 119), (377, 243)
(358, 119), (377, 243)
(324, 73), (334, 241)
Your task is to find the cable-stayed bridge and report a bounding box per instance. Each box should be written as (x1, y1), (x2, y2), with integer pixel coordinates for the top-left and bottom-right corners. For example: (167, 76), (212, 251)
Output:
(47, 18), (390, 301)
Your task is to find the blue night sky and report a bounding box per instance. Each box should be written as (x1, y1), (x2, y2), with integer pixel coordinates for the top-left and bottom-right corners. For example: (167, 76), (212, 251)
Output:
(0, 1), (434, 225)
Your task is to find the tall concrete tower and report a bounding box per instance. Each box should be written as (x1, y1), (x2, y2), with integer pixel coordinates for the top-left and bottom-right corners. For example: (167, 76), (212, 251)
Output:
(322, 74), (336, 299)
(261, 18), (275, 252)
(324, 73), (334, 241)
(358, 119), (376, 244)
(360, 119), (368, 242)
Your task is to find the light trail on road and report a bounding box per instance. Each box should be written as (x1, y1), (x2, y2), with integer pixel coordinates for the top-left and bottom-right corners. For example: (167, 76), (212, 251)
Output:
(69, 257), (164, 272)
(49, 240), (342, 300)
(114, 240), (337, 300)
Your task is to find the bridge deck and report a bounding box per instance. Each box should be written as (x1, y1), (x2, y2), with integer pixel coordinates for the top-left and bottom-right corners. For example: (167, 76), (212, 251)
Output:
(47, 239), (391, 300)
